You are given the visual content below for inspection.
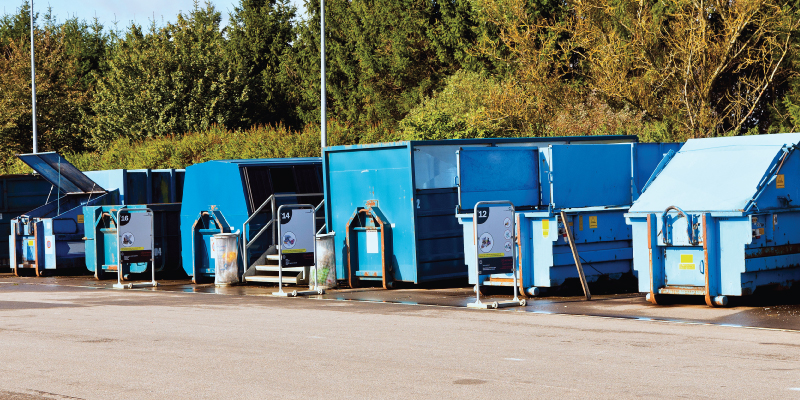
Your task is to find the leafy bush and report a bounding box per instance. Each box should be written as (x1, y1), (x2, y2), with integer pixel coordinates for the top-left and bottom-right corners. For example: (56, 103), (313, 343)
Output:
(0, 120), (397, 174)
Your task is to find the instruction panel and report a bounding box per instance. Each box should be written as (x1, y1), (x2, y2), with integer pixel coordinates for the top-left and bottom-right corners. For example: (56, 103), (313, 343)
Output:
(475, 205), (514, 274)
(280, 208), (315, 267)
(119, 211), (153, 264)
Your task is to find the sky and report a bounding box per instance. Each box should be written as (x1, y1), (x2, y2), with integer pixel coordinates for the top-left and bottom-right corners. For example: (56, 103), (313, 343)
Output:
(2, 0), (308, 28)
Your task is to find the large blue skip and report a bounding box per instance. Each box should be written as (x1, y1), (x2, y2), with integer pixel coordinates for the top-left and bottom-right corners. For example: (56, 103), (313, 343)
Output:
(323, 136), (643, 289)
(455, 142), (681, 296)
(626, 133), (800, 306)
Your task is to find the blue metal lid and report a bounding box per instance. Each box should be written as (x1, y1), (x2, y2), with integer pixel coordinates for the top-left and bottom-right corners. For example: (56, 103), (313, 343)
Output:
(17, 152), (105, 194)
(629, 133), (800, 213)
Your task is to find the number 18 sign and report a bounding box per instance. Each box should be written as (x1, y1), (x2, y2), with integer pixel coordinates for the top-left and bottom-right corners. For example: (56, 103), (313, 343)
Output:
(475, 204), (515, 275)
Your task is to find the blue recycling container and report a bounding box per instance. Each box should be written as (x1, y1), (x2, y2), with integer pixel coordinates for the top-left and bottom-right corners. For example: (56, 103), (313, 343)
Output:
(455, 143), (681, 296)
(0, 174), (52, 268)
(179, 158), (323, 283)
(10, 152), (185, 276)
(323, 136), (642, 289)
(84, 204), (182, 279)
(626, 133), (800, 306)
(10, 153), (119, 275)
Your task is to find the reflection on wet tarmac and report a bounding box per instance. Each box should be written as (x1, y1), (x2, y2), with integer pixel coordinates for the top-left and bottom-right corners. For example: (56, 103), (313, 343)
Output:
(1, 273), (798, 331)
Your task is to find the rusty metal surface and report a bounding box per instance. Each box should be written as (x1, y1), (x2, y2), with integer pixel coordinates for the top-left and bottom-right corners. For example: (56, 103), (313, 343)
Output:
(745, 243), (800, 259)
(2, 273), (799, 331)
(703, 213), (714, 307)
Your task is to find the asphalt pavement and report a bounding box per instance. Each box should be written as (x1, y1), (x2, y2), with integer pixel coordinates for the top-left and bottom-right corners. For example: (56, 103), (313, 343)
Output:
(0, 276), (798, 399)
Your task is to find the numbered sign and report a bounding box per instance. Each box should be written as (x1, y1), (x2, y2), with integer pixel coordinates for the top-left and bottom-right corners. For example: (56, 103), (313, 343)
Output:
(118, 211), (153, 264)
(279, 208), (315, 267)
(475, 205), (514, 274)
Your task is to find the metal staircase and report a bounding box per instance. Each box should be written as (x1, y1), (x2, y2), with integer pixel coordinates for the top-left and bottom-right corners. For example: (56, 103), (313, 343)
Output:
(242, 245), (310, 285)
(240, 193), (325, 287)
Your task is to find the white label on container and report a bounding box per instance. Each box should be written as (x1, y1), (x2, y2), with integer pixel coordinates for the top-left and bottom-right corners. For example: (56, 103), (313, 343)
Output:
(45, 236), (55, 255)
(366, 230), (379, 254)
(209, 237), (216, 259)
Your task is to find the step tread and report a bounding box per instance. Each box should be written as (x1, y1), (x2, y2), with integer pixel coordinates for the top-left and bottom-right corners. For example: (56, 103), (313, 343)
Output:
(245, 276), (300, 283)
(254, 265), (308, 272)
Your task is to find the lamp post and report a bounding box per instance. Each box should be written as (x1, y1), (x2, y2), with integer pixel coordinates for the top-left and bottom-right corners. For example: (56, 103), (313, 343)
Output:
(30, 0), (38, 153)
(320, 0), (326, 151)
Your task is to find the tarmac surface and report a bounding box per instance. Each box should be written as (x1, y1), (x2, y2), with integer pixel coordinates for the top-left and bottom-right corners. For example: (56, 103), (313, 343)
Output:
(0, 274), (799, 398)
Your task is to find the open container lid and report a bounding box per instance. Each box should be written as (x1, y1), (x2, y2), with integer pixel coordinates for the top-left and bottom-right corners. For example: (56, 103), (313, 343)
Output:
(17, 152), (106, 195)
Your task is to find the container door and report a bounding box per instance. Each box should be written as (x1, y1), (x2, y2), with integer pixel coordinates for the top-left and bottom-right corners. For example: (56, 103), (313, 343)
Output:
(549, 144), (633, 208)
(353, 227), (384, 279)
(457, 147), (539, 210)
(664, 247), (705, 286)
(659, 212), (705, 287)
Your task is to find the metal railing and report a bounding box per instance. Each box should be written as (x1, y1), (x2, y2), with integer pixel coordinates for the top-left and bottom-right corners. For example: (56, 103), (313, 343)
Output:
(241, 193), (325, 281)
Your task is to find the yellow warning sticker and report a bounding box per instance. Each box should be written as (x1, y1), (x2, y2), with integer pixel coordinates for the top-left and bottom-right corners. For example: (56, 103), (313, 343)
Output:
(777, 174), (785, 189)
(478, 253), (504, 258)
(542, 219), (550, 237)
(679, 254), (695, 270)
(579, 216), (584, 231)
(77, 215), (84, 224)
(27, 240), (33, 246)
(282, 249), (307, 253)
(121, 247), (145, 251)
(589, 216), (598, 229)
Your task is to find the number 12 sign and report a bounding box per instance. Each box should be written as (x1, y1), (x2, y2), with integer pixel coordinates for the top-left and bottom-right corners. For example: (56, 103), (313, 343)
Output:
(475, 204), (515, 275)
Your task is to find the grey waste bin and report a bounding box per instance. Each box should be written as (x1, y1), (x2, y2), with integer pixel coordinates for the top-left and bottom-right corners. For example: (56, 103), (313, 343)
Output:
(214, 233), (239, 286)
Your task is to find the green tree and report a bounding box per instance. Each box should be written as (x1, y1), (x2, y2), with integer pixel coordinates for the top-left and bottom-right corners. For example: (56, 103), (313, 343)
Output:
(290, 0), (488, 128)
(90, 1), (247, 147)
(226, 0), (298, 128)
(0, 2), (106, 155)
(0, 26), (93, 154)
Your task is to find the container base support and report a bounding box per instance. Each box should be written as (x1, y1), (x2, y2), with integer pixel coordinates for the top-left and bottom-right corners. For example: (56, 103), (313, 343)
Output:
(114, 281), (159, 290)
(272, 288), (324, 297)
(468, 299), (526, 309)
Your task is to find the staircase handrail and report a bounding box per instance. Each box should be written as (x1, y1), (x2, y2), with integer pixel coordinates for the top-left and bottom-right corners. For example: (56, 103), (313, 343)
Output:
(241, 192), (325, 282)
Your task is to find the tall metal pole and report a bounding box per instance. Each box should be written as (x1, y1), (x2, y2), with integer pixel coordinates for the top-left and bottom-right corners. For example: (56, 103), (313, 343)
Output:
(320, 0), (326, 151)
(30, 0), (38, 154)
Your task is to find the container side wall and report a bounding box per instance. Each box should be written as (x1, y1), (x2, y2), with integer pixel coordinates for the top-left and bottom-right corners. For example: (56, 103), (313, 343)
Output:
(718, 217), (751, 296)
(180, 162), (249, 277)
(326, 146), (414, 282)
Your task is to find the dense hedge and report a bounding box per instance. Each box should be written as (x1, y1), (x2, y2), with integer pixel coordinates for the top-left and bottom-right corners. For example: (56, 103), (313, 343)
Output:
(0, 121), (396, 174)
